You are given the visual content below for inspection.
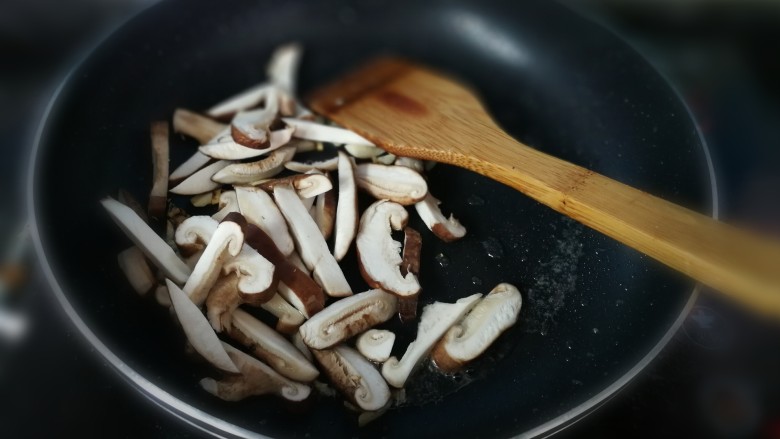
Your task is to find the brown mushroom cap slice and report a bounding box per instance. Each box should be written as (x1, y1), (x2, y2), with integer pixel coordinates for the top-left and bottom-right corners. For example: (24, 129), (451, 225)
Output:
(381, 294), (482, 388)
(333, 151), (357, 261)
(101, 198), (191, 284)
(255, 173), (332, 199)
(173, 108), (227, 145)
(312, 345), (391, 412)
(355, 164), (428, 205)
(414, 193), (466, 242)
(169, 151), (213, 182)
(234, 186), (295, 257)
(356, 200), (421, 297)
(212, 145), (296, 184)
(205, 272), (241, 332)
(284, 156), (339, 173)
(211, 190), (240, 222)
(174, 215), (218, 257)
(200, 341), (311, 402)
(313, 186), (336, 241)
(199, 125), (294, 160)
(117, 246), (155, 296)
(260, 294), (306, 334)
(222, 243), (276, 306)
(431, 283), (523, 372)
(166, 279), (239, 373)
(207, 82), (274, 119)
(399, 227), (423, 322)
(243, 224), (324, 318)
(170, 160), (230, 195)
(183, 219), (244, 306)
(229, 309), (319, 382)
(273, 184), (351, 297)
(356, 329), (396, 363)
(299, 289), (397, 350)
(282, 118), (374, 146)
(148, 121), (170, 219)
(229, 105), (274, 149)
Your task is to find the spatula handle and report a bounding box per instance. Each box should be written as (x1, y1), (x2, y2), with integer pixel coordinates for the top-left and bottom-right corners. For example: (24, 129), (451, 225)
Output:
(466, 134), (780, 315)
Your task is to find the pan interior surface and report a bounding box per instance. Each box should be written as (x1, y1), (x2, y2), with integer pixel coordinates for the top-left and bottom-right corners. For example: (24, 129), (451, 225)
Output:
(31, 0), (714, 437)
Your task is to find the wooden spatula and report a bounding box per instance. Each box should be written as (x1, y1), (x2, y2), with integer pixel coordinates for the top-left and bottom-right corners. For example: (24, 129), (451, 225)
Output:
(308, 57), (780, 316)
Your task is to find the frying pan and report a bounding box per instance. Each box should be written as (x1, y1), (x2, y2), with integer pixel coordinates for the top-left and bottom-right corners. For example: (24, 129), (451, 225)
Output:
(28, 0), (716, 437)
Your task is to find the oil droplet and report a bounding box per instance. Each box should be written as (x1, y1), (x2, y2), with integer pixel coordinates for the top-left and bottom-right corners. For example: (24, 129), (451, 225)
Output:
(435, 253), (450, 268)
(467, 195), (485, 206)
(481, 237), (504, 259)
(471, 276), (483, 286)
(592, 327), (599, 334)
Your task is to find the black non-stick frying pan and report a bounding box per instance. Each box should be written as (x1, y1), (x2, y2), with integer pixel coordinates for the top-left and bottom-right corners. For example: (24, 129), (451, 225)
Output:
(29, 0), (716, 437)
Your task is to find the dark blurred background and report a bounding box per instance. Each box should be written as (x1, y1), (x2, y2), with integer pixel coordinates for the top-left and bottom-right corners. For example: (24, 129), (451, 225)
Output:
(1, 0), (779, 438)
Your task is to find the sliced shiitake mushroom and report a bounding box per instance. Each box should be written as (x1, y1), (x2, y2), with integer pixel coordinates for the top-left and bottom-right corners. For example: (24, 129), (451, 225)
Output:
(101, 198), (191, 284)
(229, 309), (318, 382)
(172, 108), (226, 144)
(267, 43), (301, 98)
(282, 118), (373, 146)
(284, 156), (338, 173)
(211, 145), (296, 184)
(255, 173), (332, 199)
(312, 345), (391, 411)
(344, 143), (384, 159)
(200, 341), (310, 402)
(356, 200), (420, 297)
(273, 184), (351, 297)
(399, 227), (422, 322)
(313, 185), (336, 241)
(117, 246), (155, 296)
(394, 156), (425, 173)
(382, 294), (482, 388)
(199, 125), (294, 160)
(355, 164), (427, 205)
(415, 193), (466, 242)
(356, 329), (395, 363)
(207, 83), (274, 119)
(170, 160), (230, 195)
(431, 283), (522, 372)
(298, 289), (396, 350)
(205, 272), (241, 332)
(169, 151), (213, 182)
(166, 279), (239, 373)
(333, 151), (357, 261)
(212, 190), (239, 222)
(182, 217), (244, 306)
(148, 121), (170, 219)
(260, 294), (306, 335)
(174, 215), (218, 257)
(234, 186), (294, 256)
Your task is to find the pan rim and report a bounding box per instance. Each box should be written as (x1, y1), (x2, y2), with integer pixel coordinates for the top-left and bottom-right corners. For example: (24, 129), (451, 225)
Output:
(25, 3), (718, 438)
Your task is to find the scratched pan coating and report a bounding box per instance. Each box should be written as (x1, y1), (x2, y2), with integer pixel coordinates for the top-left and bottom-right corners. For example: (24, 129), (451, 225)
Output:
(30, 0), (714, 437)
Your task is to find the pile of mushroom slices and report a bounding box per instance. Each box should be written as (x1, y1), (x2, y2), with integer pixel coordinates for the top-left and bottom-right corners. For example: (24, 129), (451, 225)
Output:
(102, 43), (524, 421)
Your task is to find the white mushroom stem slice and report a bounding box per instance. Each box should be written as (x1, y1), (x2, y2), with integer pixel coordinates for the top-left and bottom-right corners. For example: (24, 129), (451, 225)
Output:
(312, 345), (391, 412)
(148, 121), (170, 219)
(255, 173), (333, 199)
(166, 279), (239, 373)
(199, 126), (294, 160)
(260, 294), (306, 334)
(356, 329), (396, 363)
(432, 283), (523, 372)
(333, 151), (357, 261)
(243, 224), (324, 318)
(229, 309), (318, 382)
(207, 82), (274, 119)
(101, 198), (191, 284)
(313, 188), (336, 241)
(356, 200), (420, 297)
(170, 151), (212, 182)
(299, 289), (397, 350)
(211, 145), (295, 184)
(344, 143), (384, 159)
(291, 332), (314, 361)
(282, 118), (374, 146)
(394, 157), (425, 173)
(284, 156), (338, 173)
(234, 186), (294, 256)
(200, 342), (311, 402)
(183, 219), (244, 306)
(273, 184), (352, 297)
(355, 164), (428, 205)
(414, 193), (466, 242)
(382, 294), (482, 388)
(267, 43), (302, 97)
(117, 246), (155, 295)
(174, 215), (218, 257)
(173, 108), (227, 144)
(170, 160), (230, 195)
(399, 227), (422, 322)
(205, 273), (241, 332)
(212, 190), (239, 222)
